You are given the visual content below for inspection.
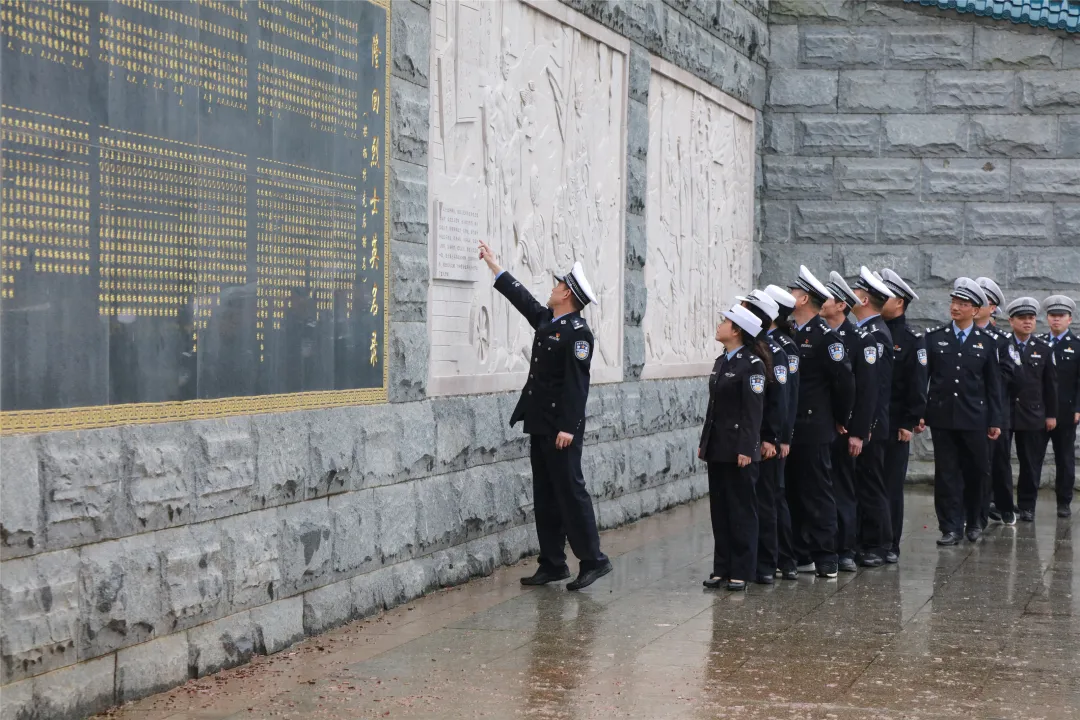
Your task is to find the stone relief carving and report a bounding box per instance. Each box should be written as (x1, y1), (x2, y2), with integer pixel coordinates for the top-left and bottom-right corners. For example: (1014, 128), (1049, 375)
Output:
(641, 56), (756, 379)
(427, 0), (628, 396)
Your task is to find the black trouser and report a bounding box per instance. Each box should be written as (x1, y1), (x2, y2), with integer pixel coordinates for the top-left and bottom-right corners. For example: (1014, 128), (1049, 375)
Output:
(786, 443), (838, 566)
(856, 437), (892, 556)
(530, 435), (607, 572)
(708, 461), (758, 582)
(1048, 422), (1077, 507)
(756, 456), (784, 577)
(775, 456), (798, 572)
(830, 434), (857, 561)
(932, 428), (990, 535)
(990, 430), (1016, 515)
(1016, 429), (1050, 512)
(884, 434), (912, 555)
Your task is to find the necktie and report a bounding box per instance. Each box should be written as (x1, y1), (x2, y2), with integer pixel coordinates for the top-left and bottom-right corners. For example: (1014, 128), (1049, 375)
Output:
(1050, 336), (1058, 347)
(957, 330), (966, 344)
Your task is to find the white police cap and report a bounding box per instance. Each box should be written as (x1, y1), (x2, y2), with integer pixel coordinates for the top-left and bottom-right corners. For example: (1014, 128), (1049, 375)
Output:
(951, 277), (988, 307)
(880, 268), (918, 302)
(722, 303), (764, 338)
(555, 261), (599, 308)
(764, 284), (797, 310)
(825, 271), (859, 308)
(790, 265), (833, 303)
(1006, 296), (1039, 317)
(1043, 295), (1076, 315)
(853, 266), (895, 301)
(736, 289), (780, 321)
(976, 277), (1005, 308)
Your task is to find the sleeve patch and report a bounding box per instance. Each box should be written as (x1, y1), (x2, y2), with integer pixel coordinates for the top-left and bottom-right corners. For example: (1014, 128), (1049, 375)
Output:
(829, 342), (846, 362)
(774, 365), (787, 384)
(788, 355), (800, 373)
(863, 346), (878, 365)
(574, 340), (591, 360)
(750, 374), (765, 394)
(917, 348), (927, 366)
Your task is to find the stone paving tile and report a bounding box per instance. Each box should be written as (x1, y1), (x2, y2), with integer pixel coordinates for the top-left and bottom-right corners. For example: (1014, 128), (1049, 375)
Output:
(96, 489), (1077, 720)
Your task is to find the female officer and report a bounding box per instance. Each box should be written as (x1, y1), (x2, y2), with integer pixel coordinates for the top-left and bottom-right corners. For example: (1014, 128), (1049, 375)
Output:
(699, 304), (771, 591)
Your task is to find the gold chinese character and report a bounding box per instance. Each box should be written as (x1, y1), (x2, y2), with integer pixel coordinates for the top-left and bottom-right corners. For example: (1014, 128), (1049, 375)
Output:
(370, 136), (379, 167)
(370, 188), (379, 215)
(371, 35), (380, 68)
(369, 330), (378, 366)
(370, 241), (379, 270)
(371, 89), (379, 114)
(370, 284), (378, 315)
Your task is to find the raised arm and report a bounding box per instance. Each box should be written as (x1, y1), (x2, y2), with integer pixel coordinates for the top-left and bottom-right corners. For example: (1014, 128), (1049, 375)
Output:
(480, 241), (548, 330)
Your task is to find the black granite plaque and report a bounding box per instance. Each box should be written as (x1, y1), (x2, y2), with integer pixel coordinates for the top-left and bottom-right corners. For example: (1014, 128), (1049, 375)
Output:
(0, 0), (390, 432)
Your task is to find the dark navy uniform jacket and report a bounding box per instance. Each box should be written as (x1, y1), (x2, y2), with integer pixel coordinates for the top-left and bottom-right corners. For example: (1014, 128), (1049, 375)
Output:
(836, 318), (879, 442)
(924, 324), (1004, 431)
(860, 315), (894, 439)
(1005, 336), (1058, 432)
(793, 316), (855, 446)
(885, 315), (927, 434)
(981, 323), (1017, 431)
(762, 336), (790, 447)
(1043, 330), (1080, 424)
(770, 329), (800, 445)
(495, 272), (592, 439)
(700, 349), (766, 463)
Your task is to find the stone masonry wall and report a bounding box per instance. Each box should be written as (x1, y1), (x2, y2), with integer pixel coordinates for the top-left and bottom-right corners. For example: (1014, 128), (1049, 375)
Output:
(0, 2), (769, 718)
(761, 0), (1079, 482)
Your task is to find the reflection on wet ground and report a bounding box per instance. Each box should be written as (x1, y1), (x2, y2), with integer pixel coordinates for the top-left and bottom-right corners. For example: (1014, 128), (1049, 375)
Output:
(98, 488), (1078, 720)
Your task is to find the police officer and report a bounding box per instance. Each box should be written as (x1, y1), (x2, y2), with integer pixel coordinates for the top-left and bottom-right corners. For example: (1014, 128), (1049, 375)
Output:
(738, 290), (789, 584)
(821, 271), (878, 573)
(975, 277), (1019, 527)
(925, 277), (1003, 546)
(850, 267), (896, 567)
(1005, 297), (1058, 521)
(479, 241), (612, 590)
(699, 304), (769, 592)
(765, 284), (802, 580)
(785, 266), (856, 578)
(1042, 295), (1080, 518)
(878, 269), (927, 562)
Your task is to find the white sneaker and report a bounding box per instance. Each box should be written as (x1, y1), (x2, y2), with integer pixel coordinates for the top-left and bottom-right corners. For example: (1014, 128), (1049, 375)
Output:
(797, 563), (816, 574)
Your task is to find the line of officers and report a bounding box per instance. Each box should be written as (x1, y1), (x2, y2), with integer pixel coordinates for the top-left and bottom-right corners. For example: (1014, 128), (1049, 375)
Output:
(699, 265), (1079, 589)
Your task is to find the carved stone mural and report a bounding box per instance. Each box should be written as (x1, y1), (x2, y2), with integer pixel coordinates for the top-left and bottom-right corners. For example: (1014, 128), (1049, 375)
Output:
(427, 0), (628, 396)
(641, 56), (756, 379)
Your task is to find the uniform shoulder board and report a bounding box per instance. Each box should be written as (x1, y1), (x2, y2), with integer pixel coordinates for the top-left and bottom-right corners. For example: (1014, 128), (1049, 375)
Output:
(1004, 331), (1013, 339)
(571, 318), (585, 330)
(927, 325), (945, 334)
(749, 354), (763, 363)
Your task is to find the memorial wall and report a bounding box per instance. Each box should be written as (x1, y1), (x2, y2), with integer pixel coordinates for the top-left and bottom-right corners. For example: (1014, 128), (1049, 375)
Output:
(1, 0), (390, 434)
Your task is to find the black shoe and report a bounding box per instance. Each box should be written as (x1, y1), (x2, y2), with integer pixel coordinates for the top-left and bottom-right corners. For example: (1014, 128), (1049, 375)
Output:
(1058, 504), (1072, 519)
(816, 562), (838, 579)
(726, 580), (748, 591)
(780, 568), (799, 581)
(988, 505), (1003, 523)
(884, 551), (899, 564)
(838, 557), (858, 573)
(937, 532), (963, 546)
(966, 528), (982, 542)
(521, 567), (571, 586)
(1019, 509), (1035, 522)
(703, 575), (726, 589)
(859, 553), (884, 568)
(567, 561), (612, 591)
(755, 573), (774, 585)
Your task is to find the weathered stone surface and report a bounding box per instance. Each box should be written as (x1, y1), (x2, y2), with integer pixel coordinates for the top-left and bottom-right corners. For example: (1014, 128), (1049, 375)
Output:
(800, 27), (883, 68)
(927, 247), (1006, 285)
(1020, 71), (1080, 112)
(1066, 38), (1080, 70)
(856, 0), (949, 25)
(839, 247), (922, 280)
(769, 24), (798, 68)
(974, 28), (1062, 69)
(389, 239), (428, 324)
(623, 325), (645, 382)
(627, 98), (648, 160)
(626, 212), (646, 269)
(770, 0), (852, 23)
(887, 28), (973, 69)
(628, 45), (650, 104)
(882, 114), (968, 156)
(188, 611), (257, 678)
(389, 158), (427, 244)
(3, 655), (115, 720)
(221, 509), (281, 612)
(1061, 116), (1080, 158)
(928, 71), (1014, 110)
(388, 321), (427, 403)
(838, 70), (926, 112)
(192, 419), (256, 522)
(1, 436), (41, 559)
(1013, 248), (1080, 285)
(627, 153), (646, 215)
(763, 156), (835, 198)
(1056, 204), (1080, 246)
(624, 267), (647, 326)
(250, 596), (304, 655)
(416, 474), (465, 553)
(1012, 160), (1080, 200)
(390, 78), (429, 165)
(971, 115), (1057, 156)
(123, 425), (194, 533)
(709, 0), (769, 65)
(1, 550), (79, 683)
(328, 490), (376, 577)
(41, 429), (128, 550)
(796, 115), (879, 155)
(765, 112), (795, 155)
(116, 635), (189, 703)
(306, 408), (358, 499)
(879, 204), (964, 244)
(302, 578), (355, 635)
(279, 500), (333, 596)
(160, 523), (227, 633)
(922, 158), (1010, 198)
(767, 70), (838, 112)
(391, 0), (429, 87)
(836, 158), (920, 197)
(793, 202), (878, 244)
(251, 415), (308, 507)
(78, 533), (163, 658)
(374, 483), (419, 565)
(763, 201), (792, 243)
(966, 204), (1054, 244)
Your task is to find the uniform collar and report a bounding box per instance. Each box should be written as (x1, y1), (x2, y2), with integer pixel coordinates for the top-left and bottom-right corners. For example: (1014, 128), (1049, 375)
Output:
(725, 345), (744, 361)
(951, 321), (973, 338)
(1051, 330), (1071, 343)
(856, 313), (880, 328)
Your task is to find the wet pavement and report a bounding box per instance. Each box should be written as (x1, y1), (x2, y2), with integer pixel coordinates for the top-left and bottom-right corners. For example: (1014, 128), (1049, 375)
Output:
(99, 488), (1078, 720)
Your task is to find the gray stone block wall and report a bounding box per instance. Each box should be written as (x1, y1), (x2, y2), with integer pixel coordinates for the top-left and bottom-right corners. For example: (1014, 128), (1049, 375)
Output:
(762, 1), (1079, 477)
(0, 2), (765, 717)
